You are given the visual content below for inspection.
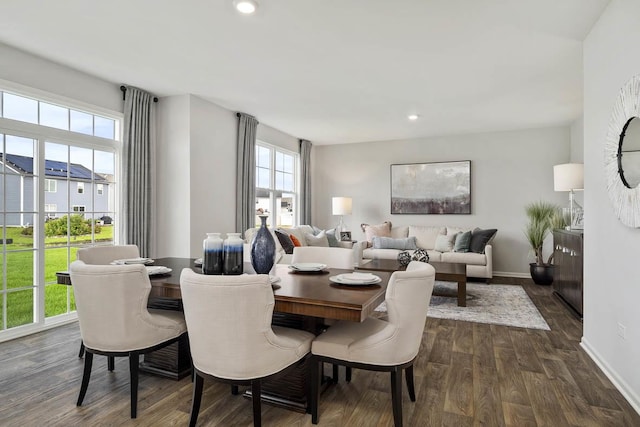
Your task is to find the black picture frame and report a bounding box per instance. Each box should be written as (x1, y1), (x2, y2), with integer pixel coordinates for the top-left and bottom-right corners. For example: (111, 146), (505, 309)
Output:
(390, 160), (471, 214)
(340, 231), (352, 241)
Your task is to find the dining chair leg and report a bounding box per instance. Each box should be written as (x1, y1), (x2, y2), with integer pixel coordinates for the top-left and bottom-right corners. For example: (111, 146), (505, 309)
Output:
(310, 357), (321, 424)
(346, 367), (352, 382)
(78, 341), (85, 358)
(189, 374), (204, 427)
(108, 356), (115, 372)
(231, 385), (239, 395)
(332, 364), (339, 383)
(390, 368), (403, 427)
(251, 380), (262, 427)
(77, 351), (93, 406)
(129, 353), (139, 419)
(405, 364), (415, 401)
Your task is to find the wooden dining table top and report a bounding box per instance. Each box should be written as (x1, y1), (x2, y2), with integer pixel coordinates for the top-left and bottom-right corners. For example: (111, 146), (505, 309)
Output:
(148, 257), (391, 323)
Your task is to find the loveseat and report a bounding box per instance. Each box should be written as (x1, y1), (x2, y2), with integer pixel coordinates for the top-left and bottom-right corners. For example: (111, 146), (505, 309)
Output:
(359, 222), (495, 280)
(244, 225), (358, 265)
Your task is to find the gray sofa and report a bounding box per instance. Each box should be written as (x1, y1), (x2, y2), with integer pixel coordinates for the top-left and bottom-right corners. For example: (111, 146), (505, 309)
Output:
(359, 225), (494, 279)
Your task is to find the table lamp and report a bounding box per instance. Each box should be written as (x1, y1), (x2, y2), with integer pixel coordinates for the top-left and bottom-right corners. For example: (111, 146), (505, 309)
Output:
(332, 197), (352, 238)
(553, 163), (584, 230)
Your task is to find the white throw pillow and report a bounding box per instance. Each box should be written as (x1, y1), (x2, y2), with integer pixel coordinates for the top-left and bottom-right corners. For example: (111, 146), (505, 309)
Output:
(434, 233), (456, 252)
(305, 231), (329, 247)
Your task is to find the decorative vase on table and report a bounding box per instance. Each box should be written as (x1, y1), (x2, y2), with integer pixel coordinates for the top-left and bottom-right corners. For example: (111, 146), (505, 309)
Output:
(202, 232), (223, 275)
(223, 233), (244, 275)
(251, 215), (276, 275)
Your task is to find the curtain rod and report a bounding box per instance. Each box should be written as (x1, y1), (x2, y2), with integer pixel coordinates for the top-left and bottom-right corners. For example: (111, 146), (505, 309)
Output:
(120, 85), (158, 103)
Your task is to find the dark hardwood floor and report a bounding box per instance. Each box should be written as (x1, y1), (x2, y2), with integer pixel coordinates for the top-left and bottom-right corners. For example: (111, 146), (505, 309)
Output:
(1, 278), (638, 426)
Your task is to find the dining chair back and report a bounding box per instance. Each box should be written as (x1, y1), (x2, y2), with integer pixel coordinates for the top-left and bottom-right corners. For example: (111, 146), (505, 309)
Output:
(70, 260), (187, 418)
(310, 261), (436, 427)
(180, 268), (314, 427)
(76, 244), (140, 265)
(291, 246), (353, 269)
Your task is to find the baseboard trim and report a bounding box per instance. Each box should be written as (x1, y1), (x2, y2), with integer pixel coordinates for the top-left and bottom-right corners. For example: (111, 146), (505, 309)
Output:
(493, 270), (530, 279)
(581, 338), (640, 416)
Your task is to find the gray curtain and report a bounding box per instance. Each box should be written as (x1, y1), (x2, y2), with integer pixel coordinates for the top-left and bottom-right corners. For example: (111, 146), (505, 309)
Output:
(122, 86), (156, 257)
(299, 139), (312, 225)
(236, 113), (259, 235)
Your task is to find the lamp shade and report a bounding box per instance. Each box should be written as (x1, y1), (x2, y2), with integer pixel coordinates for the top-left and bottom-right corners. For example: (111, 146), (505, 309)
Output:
(332, 197), (352, 215)
(554, 163), (584, 191)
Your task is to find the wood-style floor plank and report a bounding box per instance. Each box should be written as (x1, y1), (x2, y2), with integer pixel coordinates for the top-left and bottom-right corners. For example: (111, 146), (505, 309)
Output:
(1, 278), (639, 426)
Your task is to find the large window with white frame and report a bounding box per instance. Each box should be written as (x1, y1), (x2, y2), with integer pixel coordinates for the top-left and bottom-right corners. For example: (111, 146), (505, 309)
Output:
(255, 142), (298, 229)
(0, 84), (121, 339)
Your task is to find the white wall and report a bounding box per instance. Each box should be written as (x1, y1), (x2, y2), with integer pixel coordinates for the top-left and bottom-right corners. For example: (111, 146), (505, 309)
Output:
(583, 0), (640, 412)
(313, 126), (570, 275)
(0, 42), (121, 113)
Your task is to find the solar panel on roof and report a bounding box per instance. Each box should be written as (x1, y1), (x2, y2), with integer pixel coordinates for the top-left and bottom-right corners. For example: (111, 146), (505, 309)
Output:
(1, 153), (107, 181)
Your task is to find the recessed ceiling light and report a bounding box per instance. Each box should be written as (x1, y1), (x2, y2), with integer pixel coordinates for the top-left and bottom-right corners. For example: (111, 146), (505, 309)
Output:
(234, 0), (258, 14)
(408, 114), (419, 121)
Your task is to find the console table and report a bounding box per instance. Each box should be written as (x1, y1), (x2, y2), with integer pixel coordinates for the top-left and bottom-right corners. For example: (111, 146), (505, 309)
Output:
(552, 230), (584, 318)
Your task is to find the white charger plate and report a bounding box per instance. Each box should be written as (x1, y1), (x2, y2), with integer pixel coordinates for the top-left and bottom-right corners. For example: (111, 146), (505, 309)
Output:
(289, 263), (328, 272)
(330, 273), (381, 286)
(145, 266), (172, 276)
(112, 257), (154, 265)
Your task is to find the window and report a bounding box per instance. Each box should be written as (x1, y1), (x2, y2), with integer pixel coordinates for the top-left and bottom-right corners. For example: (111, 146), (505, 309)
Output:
(97, 183), (103, 195)
(44, 179), (57, 192)
(77, 182), (84, 194)
(255, 142), (298, 228)
(0, 83), (120, 338)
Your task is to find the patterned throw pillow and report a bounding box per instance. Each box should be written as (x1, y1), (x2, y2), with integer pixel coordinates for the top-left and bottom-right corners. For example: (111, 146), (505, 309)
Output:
(397, 251), (412, 266)
(411, 248), (429, 263)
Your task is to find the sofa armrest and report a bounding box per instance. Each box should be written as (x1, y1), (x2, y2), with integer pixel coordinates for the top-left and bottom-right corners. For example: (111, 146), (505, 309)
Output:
(484, 244), (493, 272)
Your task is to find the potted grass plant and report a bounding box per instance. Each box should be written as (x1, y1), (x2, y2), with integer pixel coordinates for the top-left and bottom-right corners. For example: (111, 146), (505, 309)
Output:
(524, 201), (565, 285)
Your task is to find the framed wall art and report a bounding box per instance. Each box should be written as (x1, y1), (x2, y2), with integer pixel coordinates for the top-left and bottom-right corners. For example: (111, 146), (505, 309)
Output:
(390, 161), (471, 214)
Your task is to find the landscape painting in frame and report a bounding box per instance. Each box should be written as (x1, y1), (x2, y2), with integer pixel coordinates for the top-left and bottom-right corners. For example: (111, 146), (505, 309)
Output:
(391, 161), (471, 214)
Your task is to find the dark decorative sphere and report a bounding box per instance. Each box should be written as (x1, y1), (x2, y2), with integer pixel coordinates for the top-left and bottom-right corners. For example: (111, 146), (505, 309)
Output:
(397, 251), (412, 266)
(411, 248), (429, 263)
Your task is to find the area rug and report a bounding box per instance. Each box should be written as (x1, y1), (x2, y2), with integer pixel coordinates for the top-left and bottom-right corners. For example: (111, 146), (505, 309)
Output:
(375, 281), (550, 330)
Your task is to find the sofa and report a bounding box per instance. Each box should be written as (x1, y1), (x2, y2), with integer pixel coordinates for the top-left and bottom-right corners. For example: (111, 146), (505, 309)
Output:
(359, 223), (495, 280)
(244, 225), (359, 266)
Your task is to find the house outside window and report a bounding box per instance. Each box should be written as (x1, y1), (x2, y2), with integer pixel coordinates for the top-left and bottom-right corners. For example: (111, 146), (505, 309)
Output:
(0, 83), (120, 338)
(255, 142), (298, 228)
(44, 179), (56, 192)
(77, 182), (84, 194)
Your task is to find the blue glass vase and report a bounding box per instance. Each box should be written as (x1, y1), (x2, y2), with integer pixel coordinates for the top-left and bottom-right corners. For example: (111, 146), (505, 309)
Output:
(251, 215), (276, 275)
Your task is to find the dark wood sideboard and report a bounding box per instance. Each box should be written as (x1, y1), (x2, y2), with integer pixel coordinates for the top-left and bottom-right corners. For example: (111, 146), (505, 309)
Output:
(553, 230), (584, 318)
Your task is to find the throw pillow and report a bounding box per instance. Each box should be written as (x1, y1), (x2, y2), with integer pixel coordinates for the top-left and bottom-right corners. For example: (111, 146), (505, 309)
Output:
(469, 228), (497, 253)
(361, 221), (392, 247)
(434, 233), (456, 252)
(325, 229), (340, 247)
(289, 234), (302, 247)
(397, 251), (412, 266)
(305, 231), (329, 247)
(274, 229), (295, 254)
(453, 231), (472, 253)
(411, 248), (430, 263)
(372, 236), (418, 250)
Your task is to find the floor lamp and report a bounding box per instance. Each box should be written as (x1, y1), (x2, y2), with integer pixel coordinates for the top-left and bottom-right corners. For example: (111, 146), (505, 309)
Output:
(332, 197), (352, 238)
(553, 163), (584, 230)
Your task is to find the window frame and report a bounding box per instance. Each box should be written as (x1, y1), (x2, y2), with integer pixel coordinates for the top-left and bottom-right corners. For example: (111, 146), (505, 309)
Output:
(255, 141), (299, 229)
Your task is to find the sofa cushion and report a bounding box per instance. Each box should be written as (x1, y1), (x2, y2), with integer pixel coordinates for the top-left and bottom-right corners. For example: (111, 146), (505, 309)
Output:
(362, 248), (442, 262)
(361, 221), (392, 247)
(275, 229), (295, 254)
(408, 226), (446, 250)
(286, 228), (308, 247)
(453, 230), (472, 252)
(372, 236), (417, 250)
(390, 226), (409, 239)
(305, 231), (330, 247)
(441, 251), (487, 266)
(447, 226), (471, 237)
(469, 228), (497, 254)
(434, 233), (456, 252)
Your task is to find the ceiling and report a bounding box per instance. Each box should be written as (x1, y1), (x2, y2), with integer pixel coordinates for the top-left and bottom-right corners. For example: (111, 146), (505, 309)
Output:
(0, 0), (610, 145)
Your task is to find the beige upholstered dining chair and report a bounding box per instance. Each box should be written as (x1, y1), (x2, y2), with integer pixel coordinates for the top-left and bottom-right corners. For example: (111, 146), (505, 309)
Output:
(291, 246), (354, 269)
(180, 268), (314, 427)
(309, 261), (436, 427)
(70, 260), (187, 419)
(74, 244), (141, 362)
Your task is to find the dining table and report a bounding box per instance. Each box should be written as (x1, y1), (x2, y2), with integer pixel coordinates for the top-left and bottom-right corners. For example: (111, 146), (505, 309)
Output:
(58, 257), (392, 412)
